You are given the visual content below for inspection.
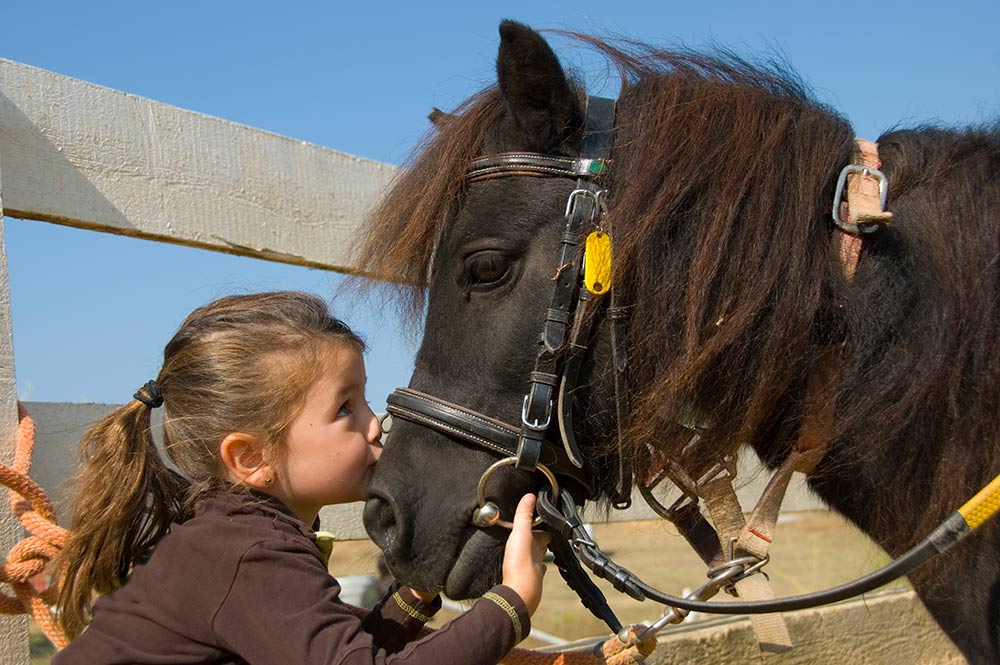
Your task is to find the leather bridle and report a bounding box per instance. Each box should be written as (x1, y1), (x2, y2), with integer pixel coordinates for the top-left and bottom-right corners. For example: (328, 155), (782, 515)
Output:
(385, 95), (622, 518)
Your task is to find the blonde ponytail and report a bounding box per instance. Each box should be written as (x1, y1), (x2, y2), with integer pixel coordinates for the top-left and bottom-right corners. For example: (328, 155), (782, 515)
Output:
(55, 398), (188, 639)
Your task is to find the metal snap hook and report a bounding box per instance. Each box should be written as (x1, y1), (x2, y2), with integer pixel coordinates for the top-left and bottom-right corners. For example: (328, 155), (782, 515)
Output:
(471, 457), (560, 529)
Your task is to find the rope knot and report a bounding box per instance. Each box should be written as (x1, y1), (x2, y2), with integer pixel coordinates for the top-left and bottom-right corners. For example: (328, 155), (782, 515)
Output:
(0, 404), (70, 649)
(1, 536), (58, 582)
(595, 625), (658, 665)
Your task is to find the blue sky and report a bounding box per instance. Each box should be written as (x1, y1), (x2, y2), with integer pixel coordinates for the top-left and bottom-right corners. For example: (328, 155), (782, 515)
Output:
(2, 1), (998, 410)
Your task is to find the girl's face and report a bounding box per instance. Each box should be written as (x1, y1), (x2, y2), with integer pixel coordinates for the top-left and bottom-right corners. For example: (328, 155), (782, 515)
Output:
(269, 344), (382, 525)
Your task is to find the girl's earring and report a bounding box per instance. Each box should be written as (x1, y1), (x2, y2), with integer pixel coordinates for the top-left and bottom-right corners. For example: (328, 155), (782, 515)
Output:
(264, 476), (274, 486)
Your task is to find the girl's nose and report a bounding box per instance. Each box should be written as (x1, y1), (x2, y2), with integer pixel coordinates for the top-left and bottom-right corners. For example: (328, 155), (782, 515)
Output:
(365, 403), (383, 446)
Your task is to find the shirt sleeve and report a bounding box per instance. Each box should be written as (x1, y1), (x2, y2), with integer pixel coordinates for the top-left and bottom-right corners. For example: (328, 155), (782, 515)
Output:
(360, 584), (441, 653)
(211, 537), (531, 665)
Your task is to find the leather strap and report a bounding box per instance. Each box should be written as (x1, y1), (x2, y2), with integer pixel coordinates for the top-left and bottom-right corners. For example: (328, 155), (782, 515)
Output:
(549, 531), (623, 633)
(515, 96), (615, 473)
(668, 501), (725, 566)
(385, 388), (593, 496)
(467, 154), (607, 182)
(608, 295), (633, 506)
(556, 290), (595, 468)
(836, 139), (893, 277)
(700, 476), (794, 655)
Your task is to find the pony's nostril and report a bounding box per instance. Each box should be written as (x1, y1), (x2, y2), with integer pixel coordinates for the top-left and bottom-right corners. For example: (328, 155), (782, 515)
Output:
(363, 494), (403, 553)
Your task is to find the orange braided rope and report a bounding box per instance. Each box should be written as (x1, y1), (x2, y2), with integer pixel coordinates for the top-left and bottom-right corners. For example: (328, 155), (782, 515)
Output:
(1, 405), (655, 662)
(0, 403), (70, 649)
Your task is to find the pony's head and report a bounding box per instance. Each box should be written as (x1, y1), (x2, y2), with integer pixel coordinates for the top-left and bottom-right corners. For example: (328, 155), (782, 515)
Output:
(360, 20), (855, 598)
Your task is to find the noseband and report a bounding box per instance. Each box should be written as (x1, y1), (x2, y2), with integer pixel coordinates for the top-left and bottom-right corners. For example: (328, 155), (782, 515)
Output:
(385, 96), (622, 523)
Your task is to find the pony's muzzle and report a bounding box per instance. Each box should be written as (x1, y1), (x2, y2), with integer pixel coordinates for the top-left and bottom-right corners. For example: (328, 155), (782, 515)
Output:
(363, 491), (408, 558)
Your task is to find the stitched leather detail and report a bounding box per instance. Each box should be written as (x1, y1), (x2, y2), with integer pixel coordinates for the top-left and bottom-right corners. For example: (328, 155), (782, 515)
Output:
(387, 404), (514, 457)
(466, 153), (605, 182)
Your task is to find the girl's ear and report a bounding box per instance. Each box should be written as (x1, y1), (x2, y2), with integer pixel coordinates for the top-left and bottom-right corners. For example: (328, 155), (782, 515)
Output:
(219, 432), (273, 489)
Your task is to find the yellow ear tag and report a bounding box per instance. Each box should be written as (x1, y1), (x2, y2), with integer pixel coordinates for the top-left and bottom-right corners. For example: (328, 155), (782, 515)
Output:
(584, 231), (612, 294)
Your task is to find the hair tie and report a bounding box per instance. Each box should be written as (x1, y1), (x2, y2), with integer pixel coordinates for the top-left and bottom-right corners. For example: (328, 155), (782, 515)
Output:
(133, 380), (164, 409)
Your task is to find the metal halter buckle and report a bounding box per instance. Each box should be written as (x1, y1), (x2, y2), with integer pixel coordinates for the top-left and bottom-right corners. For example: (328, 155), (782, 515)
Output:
(637, 432), (737, 521)
(831, 164), (889, 234)
(564, 188), (606, 224)
(694, 453), (737, 488)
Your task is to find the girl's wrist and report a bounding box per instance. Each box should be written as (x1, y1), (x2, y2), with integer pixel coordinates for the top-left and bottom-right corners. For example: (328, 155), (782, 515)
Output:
(403, 586), (438, 604)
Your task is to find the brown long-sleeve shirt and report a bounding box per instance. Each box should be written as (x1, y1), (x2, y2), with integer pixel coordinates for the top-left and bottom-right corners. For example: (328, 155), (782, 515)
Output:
(53, 494), (530, 664)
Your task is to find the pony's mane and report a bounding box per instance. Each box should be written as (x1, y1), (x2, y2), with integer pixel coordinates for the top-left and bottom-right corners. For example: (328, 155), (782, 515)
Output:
(353, 35), (827, 316)
(356, 33), (1000, 559)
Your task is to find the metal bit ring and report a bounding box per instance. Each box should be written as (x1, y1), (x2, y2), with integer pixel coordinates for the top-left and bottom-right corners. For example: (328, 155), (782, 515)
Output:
(472, 457), (560, 529)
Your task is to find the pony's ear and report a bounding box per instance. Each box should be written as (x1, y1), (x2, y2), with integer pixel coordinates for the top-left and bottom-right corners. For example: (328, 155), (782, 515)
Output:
(496, 20), (581, 152)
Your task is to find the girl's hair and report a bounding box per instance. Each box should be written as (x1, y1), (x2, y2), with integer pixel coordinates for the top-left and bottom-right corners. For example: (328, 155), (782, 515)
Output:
(54, 291), (364, 638)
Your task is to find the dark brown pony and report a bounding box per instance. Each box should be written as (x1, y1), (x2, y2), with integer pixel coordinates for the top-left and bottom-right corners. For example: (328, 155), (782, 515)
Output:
(359, 21), (1000, 662)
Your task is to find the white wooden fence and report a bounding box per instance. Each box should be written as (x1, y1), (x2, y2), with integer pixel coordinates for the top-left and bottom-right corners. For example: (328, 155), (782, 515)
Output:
(1, 58), (952, 665)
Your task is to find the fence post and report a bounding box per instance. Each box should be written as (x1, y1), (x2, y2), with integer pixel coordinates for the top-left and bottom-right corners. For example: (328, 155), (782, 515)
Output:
(0, 162), (30, 663)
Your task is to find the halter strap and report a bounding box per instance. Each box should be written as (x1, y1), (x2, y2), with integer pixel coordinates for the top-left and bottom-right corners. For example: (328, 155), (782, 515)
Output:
(512, 96), (615, 475)
(832, 139), (893, 277)
(465, 96), (615, 183)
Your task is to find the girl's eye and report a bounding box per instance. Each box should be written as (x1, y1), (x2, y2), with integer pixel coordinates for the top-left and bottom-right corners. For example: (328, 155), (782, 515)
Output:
(336, 402), (352, 418)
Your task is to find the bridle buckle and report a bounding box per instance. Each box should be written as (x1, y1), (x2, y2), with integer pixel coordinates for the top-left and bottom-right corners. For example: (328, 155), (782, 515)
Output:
(565, 188), (606, 224)
(521, 394), (553, 431)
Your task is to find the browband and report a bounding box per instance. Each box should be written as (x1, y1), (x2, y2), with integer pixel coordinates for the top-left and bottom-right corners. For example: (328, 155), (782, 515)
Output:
(466, 154), (607, 182)
(466, 96), (616, 183)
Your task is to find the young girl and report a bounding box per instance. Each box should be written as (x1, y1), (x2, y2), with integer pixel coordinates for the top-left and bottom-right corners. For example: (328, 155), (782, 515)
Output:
(52, 291), (548, 664)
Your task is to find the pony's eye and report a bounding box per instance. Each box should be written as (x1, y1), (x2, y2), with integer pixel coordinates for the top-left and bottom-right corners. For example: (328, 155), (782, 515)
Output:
(465, 251), (512, 288)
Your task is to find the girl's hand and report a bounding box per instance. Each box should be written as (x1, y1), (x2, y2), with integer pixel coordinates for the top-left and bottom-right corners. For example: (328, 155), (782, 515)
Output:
(500, 494), (550, 616)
